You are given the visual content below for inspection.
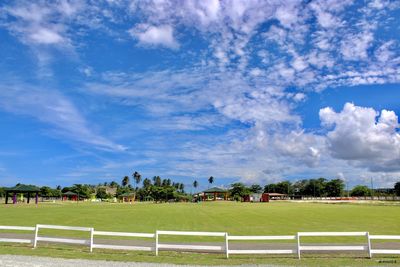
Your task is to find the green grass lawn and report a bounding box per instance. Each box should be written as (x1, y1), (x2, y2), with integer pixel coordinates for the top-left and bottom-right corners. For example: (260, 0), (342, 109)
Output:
(0, 201), (400, 266)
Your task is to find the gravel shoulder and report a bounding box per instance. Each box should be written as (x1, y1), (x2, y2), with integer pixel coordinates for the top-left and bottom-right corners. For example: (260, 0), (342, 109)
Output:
(0, 254), (281, 267)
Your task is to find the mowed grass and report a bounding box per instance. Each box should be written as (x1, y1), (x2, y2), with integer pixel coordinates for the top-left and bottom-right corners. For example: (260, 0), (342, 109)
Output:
(0, 201), (400, 266)
(1, 201), (400, 234)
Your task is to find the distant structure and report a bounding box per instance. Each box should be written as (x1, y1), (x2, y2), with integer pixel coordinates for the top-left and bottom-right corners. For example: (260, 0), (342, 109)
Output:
(194, 187), (228, 201)
(62, 191), (78, 201)
(4, 184), (40, 204)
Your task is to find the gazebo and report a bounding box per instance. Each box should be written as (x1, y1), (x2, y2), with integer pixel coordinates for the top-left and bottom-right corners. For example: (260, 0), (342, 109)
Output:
(62, 191), (78, 201)
(199, 187), (228, 201)
(120, 192), (136, 203)
(4, 184), (40, 204)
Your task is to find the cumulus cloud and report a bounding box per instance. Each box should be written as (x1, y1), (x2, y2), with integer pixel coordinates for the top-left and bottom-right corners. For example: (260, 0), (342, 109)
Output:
(320, 103), (400, 172)
(129, 24), (179, 49)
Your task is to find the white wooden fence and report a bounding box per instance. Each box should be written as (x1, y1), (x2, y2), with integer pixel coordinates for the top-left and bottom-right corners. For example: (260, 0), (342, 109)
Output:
(297, 232), (370, 259)
(1, 224), (400, 259)
(92, 230), (155, 252)
(156, 230), (227, 256)
(227, 234), (297, 258)
(369, 235), (400, 256)
(0, 225), (35, 244)
(33, 224), (93, 250)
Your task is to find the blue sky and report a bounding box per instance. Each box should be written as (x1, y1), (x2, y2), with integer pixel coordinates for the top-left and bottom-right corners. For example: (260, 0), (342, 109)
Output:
(0, 0), (399, 190)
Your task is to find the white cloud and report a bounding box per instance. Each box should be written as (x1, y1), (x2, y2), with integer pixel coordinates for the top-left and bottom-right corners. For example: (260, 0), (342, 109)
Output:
(0, 82), (125, 152)
(29, 27), (64, 44)
(320, 103), (400, 172)
(341, 31), (374, 60)
(1, 0), (400, 186)
(129, 24), (179, 49)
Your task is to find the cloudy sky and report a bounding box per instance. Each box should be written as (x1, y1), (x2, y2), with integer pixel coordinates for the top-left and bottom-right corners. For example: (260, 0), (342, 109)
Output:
(0, 0), (399, 189)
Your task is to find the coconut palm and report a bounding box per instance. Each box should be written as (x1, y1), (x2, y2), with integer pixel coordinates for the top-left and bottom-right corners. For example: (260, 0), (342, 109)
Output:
(132, 171), (142, 189)
(208, 176), (214, 188)
(122, 176), (130, 187)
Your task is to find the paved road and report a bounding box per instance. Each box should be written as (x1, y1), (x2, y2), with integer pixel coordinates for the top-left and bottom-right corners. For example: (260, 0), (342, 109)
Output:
(0, 255), (283, 267)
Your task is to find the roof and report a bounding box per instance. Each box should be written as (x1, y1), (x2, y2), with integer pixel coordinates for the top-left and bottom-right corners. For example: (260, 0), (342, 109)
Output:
(203, 187), (228, 193)
(264, 193), (287, 196)
(119, 192), (136, 197)
(5, 184), (40, 192)
(62, 191), (77, 196)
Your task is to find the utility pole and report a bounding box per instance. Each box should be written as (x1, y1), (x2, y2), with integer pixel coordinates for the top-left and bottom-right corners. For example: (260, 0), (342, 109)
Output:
(370, 177), (374, 199)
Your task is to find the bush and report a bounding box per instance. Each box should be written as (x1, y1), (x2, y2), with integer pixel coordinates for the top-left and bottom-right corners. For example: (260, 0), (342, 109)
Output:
(350, 185), (372, 197)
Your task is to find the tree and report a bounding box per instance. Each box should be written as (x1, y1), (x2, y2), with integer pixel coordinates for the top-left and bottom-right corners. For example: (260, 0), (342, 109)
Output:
(208, 176), (214, 187)
(96, 187), (108, 200)
(229, 183), (250, 201)
(143, 178), (152, 188)
(264, 183), (277, 193)
(40, 186), (52, 197)
(395, 182), (400, 196)
(56, 185), (61, 191)
(325, 179), (345, 197)
(350, 185), (372, 197)
(122, 176), (130, 187)
(0, 187), (5, 198)
(250, 184), (262, 193)
(116, 186), (132, 198)
(303, 178), (327, 197)
(179, 183), (184, 193)
(70, 184), (94, 199)
(153, 176), (162, 187)
(110, 181), (118, 188)
(193, 180), (198, 191)
(292, 180), (307, 195)
(133, 171), (142, 189)
(276, 181), (292, 194)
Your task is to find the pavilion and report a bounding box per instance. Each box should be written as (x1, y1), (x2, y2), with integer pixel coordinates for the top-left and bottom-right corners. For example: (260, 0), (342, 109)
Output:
(62, 191), (78, 201)
(119, 192), (136, 203)
(4, 184), (40, 204)
(197, 187), (228, 201)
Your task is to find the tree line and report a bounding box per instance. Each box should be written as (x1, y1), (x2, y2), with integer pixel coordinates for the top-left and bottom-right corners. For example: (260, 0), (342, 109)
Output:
(1, 177), (399, 200)
(245, 178), (400, 197)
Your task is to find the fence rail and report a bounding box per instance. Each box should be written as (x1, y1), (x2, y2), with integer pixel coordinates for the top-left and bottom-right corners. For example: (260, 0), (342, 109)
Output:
(369, 235), (400, 255)
(227, 235), (297, 258)
(156, 230), (227, 256)
(92, 230), (155, 252)
(1, 225), (399, 259)
(0, 225), (35, 244)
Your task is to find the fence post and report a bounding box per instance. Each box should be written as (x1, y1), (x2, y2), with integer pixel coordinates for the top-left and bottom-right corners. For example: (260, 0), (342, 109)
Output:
(225, 232), (229, 259)
(90, 228), (94, 252)
(296, 232), (301, 259)
(155, 230), (159, 256)
(33, 224), (39, 248)
(366, 232), (372, 258)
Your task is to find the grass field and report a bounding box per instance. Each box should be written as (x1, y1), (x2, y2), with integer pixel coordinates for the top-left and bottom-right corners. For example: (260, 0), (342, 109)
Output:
(0, 201), (400, 266)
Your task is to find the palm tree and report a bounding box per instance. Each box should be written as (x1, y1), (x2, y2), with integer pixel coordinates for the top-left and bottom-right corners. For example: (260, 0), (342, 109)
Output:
(122, 176), (130, 187)
(179, 183), (184, 193)
(132, 171), (142, 190)
(193, 180), (198, 191)
(208, 176), (214, 188)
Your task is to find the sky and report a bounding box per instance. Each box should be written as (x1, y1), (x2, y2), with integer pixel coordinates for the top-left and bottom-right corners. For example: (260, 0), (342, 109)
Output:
(0, 0), (399, 190)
